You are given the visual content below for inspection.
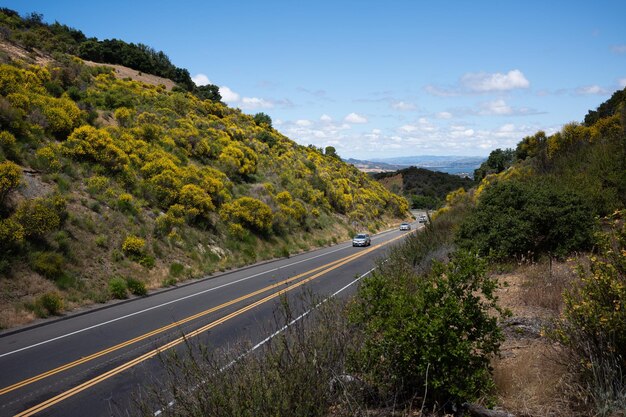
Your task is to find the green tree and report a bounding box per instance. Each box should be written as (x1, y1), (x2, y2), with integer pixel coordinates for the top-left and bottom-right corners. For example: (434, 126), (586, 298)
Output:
(194, 84), (221, 102)
(253, 112), (272, 128)
(458, 178), (593, 259)
(324, 146), (339, 159)
(474, 148), (515, 181)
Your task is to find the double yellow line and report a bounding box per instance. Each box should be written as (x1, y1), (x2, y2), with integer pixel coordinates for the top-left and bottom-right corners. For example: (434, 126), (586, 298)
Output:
(8, 233), (405, 416)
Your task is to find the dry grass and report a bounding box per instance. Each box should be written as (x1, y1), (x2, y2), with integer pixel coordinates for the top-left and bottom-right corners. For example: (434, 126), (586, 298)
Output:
(494, 341), (572, 416)
(517, 259), (577, 313)
(492, 258), (584, 417)
(0, 268), (56, 329)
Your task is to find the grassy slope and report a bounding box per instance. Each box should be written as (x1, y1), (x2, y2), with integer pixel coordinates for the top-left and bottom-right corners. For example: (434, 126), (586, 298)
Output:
(0, 38), (409, 328)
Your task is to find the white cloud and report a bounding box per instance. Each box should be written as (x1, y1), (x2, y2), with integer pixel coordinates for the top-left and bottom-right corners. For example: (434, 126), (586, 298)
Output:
(461, 69), (530, 92)
(611, 45), (626, 54)
(295, 119), (312, 127)
(192, 73), (211, 86)
(424, 84), (458, 97)
(436, 111), (453, 119)
(480, 99), (512, 115)
(344, 112), (368, 124)
(575, 85), (608, 95)
(399, 124), (418, 133)
(450, 126), (475, 138)
(391, 101), (416, 111)
(240, 97), (274, 109)
(320, 114), (333, 122)
(619, 78), (626, 88)
(220, 86), (240, 103)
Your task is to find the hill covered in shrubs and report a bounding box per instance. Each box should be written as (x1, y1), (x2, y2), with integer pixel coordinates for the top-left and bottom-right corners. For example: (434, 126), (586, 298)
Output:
(373, 166), (474, 209)
(0, 9), (408, 328)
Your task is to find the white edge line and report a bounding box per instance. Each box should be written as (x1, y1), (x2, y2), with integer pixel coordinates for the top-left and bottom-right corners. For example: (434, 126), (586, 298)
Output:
(0, 243), (359, 359)
(153, 267), (376, 416)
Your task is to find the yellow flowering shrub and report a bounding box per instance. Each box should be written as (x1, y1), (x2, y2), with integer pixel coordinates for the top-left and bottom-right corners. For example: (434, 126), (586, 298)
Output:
(35, 145), (62, 172)
(0, 217), (25, 247)
(0, 131), (18, 159)
(220, 197), (273, 234)
(121, 235), (145, 256)
(557, 210), (626, 388)
(114, 107), (135, 127)
(14, 197), (62, 239)
(64, 125), (129, 171)
(147, 169), (182, 207)
(218, 143), (258, 177)
(0, 160), (22, 203)
(178, 184), (215, 220)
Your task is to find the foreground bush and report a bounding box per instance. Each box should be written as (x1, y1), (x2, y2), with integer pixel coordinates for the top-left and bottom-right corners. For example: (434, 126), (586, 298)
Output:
(555, 210), (626, 415)
(349, 250), (506, 407)
(136, 298), (355, 417)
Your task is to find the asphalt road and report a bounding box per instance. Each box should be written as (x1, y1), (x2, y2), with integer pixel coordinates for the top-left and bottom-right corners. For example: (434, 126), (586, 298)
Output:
(0, 221), (422, 417)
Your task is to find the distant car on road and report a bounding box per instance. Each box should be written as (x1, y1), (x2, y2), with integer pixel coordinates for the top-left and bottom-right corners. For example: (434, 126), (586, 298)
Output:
(400, 222), (411, 231)
(418, 215), (428, 224)
(352, 233), (371, 247)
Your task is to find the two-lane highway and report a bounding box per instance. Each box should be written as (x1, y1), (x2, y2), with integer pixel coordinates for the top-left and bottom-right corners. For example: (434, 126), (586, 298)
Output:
(0, 222), (420, 417)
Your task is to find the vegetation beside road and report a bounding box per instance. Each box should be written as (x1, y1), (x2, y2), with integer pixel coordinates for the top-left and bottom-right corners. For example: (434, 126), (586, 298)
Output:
(0, 9), (409, 328)
(141, 88), (626, 416)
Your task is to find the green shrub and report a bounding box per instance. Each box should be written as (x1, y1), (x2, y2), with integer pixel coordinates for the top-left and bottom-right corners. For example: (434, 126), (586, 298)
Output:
(349, 250), (506, 406)
(161, 277), (177, 287)
(108, 276), (128, 299)
(31, 251), (65, 280)
(95, 234), (107, 247)
(138, 254), (155, 269)
(458, 178), (593, 260)
(38, 292), (64, 316)
(86, 175), (109, 194)
(126, 277), (147, 296)
(169, 262), (184, 277)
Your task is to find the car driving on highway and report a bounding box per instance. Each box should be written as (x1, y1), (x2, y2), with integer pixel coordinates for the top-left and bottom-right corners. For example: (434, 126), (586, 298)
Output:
(400, 222), (411, 231)
(352, 233), (371, 247)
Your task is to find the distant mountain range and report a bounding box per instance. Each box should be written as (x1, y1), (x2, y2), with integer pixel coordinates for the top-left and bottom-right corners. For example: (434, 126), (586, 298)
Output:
(345, 155), (486, 177)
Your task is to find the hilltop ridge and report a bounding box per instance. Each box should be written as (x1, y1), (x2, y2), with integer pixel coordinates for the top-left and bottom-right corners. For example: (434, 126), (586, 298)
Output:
(0, 9), (408, 328)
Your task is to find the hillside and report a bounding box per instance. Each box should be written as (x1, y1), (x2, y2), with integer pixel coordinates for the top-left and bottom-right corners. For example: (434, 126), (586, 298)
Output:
(373, 166), (475, 209)
(0, 9), (409, 329)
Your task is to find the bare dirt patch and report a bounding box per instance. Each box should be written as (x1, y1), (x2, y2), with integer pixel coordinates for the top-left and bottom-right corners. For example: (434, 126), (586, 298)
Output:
(492, 259), (580, 416)
(82, 60), (176, 90)
(0, 39), (52, 65)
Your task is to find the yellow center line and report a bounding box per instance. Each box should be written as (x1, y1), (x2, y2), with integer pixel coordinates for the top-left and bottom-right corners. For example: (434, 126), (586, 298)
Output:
(1, 249), (364, 397)
(12, 232), (407, 417)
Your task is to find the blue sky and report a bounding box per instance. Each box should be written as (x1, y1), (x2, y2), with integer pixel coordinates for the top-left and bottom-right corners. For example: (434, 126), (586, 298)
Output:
(4, 1), (625, 158)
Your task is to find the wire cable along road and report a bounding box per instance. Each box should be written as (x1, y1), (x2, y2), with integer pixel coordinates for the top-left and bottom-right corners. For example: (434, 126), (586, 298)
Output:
(0, 224), (418, 417)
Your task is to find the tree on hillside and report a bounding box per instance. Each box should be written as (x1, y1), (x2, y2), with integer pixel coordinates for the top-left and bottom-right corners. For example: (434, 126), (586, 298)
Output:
(194, 84), (221, 102)
(584, 87), (626, 126)
(473, 148), (515, 181)
(253, 112), (272, 128)
(324, 146), (339, 159)
(458, 178), (593, 259)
